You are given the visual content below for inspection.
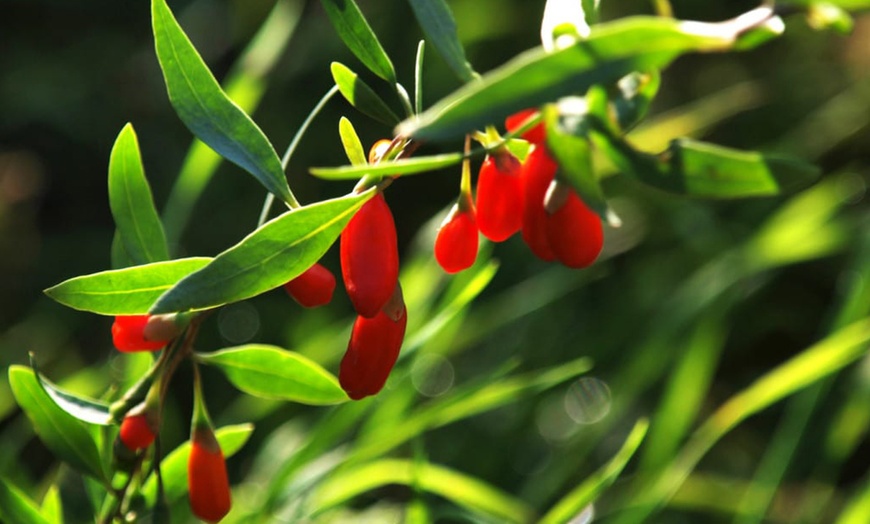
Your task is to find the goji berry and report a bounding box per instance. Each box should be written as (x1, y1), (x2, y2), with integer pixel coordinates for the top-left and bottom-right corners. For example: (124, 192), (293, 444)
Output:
(340, 193), (399, 318)
(188, 427), (231, 523)
(339, 294), (407, 400)
(545, 186), (604, 269)
(434, 204), (478, 273)
(112, 315), (167, 352)
(283, 262), (336, 308)
(520, 146), (558, 262)
(475, 153), (523, 242)
(118, 413), (156, 451)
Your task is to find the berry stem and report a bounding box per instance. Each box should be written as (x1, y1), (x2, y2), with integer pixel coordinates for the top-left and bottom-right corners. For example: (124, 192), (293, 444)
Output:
(459, 134), (473, 212)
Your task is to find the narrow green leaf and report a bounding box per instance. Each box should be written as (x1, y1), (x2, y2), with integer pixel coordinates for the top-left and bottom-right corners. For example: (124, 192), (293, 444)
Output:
(311, 152), (464, 180)
(539, 419), (649, 524)
(398, 14), (774, 140)
(44, 257), (212, 315)
(0, 477), (51, 524)
(414, 40), (425, 114)
(611, 70), (661, 131)
(110, 230), (136, 270)
(407, 0), (476, 83)
(320, 0), (396, 83)
(108, 124), (170, 266)
(39, 485), (63, 524)
(331, 62), (400, 126)
(141, 424), (254, 505)
(199, 345), (347, 405)
(151, 0), (295, 205)
(542, 103), (609, 218)
(34, 364), (112, 426)
(310, 459), (534, 522)
(338, 117), (367, 166)
(8, 366), (107, 484)
(151, 192), (373, 314)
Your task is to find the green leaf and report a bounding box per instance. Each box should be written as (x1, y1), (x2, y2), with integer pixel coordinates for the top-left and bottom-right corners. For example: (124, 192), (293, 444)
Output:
(593, 132), (820, 198)
(414, 40), (425, 114)
(539, 419), (649, 524)
(151, 0), (296, 206)
(407, 0), (476, 83)
(310, 459), (533, 522)
(44, 257), (212, 315)
(8, 366), (107, 484)
(331, 62), (400, 126)
(319, 0), (396, 83)
(108, 124), (170, 266)
(398, 14), (777, 141)
(610, 70), (661, 131)
(311, 152), (464, 180)
(33, 363), (112, 426)
(151, 192), (373, 314)
(542, 103), (609, 218)
(141, 424), (254, 505)
(199, 345), (347, 405)
(39, 485), (63, 524)
(338, 117), (367, 166)
(0, 477), (51, 524)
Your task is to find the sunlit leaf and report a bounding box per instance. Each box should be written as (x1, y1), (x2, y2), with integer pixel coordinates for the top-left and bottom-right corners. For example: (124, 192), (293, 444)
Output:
(141, 424), (254, 505)
(0, 477), (50, 524)
(338, 117), (367, 166)
(199, 345), (347, 405)
(407, 0), (476, 83)
(331, 62), (400, 126)
(44, 257), (212, 315)
(108, 124), (170, 266)
(611, 70), (661, 131)
(33, 362), (112, 426)
(398, 13), (780, 140)
(320, 0), (396, 83)
(311, 152), (464, 180)
(39, 485), (62, 524)
(151, 0), (295, 205)
(8, 366), (107, 484)
(151, 192), (373, 314)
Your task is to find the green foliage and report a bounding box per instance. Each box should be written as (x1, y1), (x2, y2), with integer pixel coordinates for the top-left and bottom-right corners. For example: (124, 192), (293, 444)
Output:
(406, 0), (477, 82)
(331, 62), (400, 126)
(320, 0), (397, 83)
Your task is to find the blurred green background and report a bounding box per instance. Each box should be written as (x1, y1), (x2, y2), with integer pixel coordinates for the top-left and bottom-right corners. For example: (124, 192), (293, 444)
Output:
(3, 0), (870, 522)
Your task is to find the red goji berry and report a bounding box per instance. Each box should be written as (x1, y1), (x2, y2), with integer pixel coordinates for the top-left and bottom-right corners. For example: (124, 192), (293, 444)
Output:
(520, 146), (558, 262)
(506, 109), (546, 145)
(339, 295), (408, 400)
(545, 188), (604, 269)
(283, 262), (336, 308)
(188, 428), (231, 523)
(340, 193), (399, 318)
(112, 315), (167, 352)
(475, 153), (523, 242)
(119, 413), (156, 451)
(434, 204), (478, 273)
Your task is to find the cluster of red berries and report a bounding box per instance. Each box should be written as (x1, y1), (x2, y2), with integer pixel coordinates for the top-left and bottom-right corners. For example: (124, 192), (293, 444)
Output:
(435, 110), (604, 273)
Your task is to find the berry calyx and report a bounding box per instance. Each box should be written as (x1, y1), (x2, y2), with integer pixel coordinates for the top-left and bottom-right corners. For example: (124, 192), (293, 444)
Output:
(339, 287), (408, 400)
(520, 146), (558, 262)
(119, 413), (156, 451)
(188, 427), (231, 523)
(434, 203), (479, 274)
(283, 262), (336, 308)
(545, 183), (604, 269)
(112, 315), (168, 352)
(340, 193), (400, 318)
(506, 109), (546, 144)
(475, 152), (524, 242)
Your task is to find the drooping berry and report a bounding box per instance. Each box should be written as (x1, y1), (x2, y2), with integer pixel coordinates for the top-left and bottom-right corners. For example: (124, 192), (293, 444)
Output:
(340, 193), (400, 318)
(506, 109), (546, 144)
(434, 204), (479, 274)
(520, 146), (558, 262)
(188, 427), (231, 523)
(112, 315), (168, 352)
(339, 287), (408, 400)
(283, 262), (336, 308)
(545, 184), (604, 269)
(119, 413), (156, 451)
(475, 153), (523, 242)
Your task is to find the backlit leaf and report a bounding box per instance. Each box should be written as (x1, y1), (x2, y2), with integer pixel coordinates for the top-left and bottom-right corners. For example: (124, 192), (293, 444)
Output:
(332, 62), (400, 126)
(407, 0), (476, 82)
(320, 0), (396, 83)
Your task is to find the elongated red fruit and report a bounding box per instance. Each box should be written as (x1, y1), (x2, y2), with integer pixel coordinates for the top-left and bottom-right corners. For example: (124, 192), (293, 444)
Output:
(339, 294), (408, 400)
(475, 153), (523, 242)
(188, 427), (231, 523)
(546, 189), (604, 269)
(283, 262), (336, 308)
(520, 146), (558, 262)
(112, 315), (168, 352)
(434, 204), (478, 274)
(340, 193), (399, 318)
(506, 108), (546, 144)
(119, 413), (156, 451)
